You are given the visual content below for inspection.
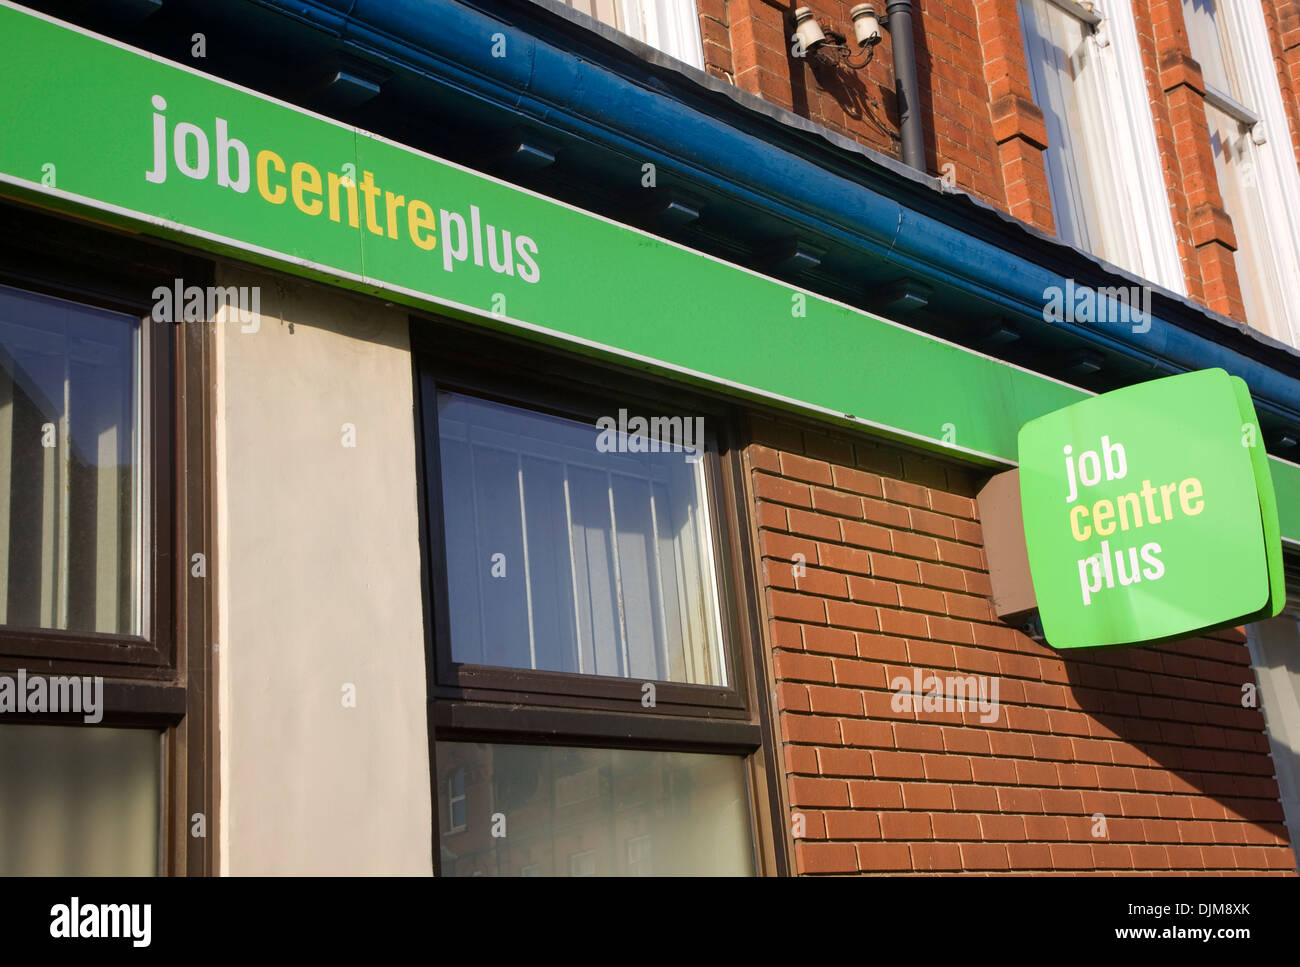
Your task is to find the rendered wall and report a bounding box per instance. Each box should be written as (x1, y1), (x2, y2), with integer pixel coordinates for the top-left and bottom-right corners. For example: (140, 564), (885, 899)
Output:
(213, 264), (432, 875)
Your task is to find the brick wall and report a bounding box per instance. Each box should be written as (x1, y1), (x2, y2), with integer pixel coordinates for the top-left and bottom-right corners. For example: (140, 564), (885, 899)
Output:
(746, 413), (1297, 874)
(698, 0), (1300, 325)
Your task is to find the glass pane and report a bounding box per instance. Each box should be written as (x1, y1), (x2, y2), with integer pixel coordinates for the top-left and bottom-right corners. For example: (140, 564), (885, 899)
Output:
(1182, 0), (1245, 99)
(436, 392), (726, 686)
(436, 741), (755, 876)
(0, 724), (160, 875)
(0, 283), (143, 635)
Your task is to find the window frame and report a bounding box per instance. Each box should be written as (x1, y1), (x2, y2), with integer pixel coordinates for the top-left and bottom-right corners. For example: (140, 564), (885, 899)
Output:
(418, 350), (748, 720)
(0, 297), (173, 670)
(0, 199), (217, 876)
(411, 317), (786, 875)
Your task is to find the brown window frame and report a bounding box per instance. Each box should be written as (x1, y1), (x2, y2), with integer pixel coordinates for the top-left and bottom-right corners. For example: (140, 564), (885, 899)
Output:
(0, 200), (217, 876)
(0, 281), (173, 671)
(411, 317), (787, 875)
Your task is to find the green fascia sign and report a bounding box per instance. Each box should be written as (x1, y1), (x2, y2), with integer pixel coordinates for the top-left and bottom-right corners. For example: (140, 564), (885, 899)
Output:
(1019, 369), (1284, 650)
(4, 3), (1300, 544)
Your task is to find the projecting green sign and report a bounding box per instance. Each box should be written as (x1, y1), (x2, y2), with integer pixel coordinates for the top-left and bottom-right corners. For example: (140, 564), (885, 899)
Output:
(1018, 369), (1283, 650)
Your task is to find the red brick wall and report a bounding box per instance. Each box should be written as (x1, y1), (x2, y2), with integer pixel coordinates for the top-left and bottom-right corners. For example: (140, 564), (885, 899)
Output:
(698, 0), (1300, 324)
(745, 413), (1297, 875)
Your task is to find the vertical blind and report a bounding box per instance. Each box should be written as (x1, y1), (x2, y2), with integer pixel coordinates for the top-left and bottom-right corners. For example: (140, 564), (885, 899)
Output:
(0, 284), (142, 636)
(437, 391), (727, 686)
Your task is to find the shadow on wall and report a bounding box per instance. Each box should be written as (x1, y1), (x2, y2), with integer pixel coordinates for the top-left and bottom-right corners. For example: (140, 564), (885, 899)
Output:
(771, 0), (904, 157)
(1054, 632), (1292, 862)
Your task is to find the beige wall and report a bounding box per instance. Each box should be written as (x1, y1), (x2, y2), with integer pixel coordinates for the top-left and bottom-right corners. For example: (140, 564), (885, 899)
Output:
(213, 265), (431, 874)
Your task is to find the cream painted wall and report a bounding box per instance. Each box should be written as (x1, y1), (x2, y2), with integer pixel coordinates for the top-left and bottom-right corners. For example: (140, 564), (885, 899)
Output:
(213, 264), (432, 874)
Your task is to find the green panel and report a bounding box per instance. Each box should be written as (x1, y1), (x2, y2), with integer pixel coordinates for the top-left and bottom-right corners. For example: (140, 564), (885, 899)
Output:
(1233, 376), (1284, 619)
(3, 4), (1300, 544)
(1018, 370), (1279, 650)
(0, 3), (1077, 461)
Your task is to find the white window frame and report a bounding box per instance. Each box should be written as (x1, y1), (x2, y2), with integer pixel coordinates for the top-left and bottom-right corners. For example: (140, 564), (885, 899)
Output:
(1020, 0), (1186, 291)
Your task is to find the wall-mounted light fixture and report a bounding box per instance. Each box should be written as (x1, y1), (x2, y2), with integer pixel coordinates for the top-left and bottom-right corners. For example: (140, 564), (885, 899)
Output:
(793, 4), (882, 70)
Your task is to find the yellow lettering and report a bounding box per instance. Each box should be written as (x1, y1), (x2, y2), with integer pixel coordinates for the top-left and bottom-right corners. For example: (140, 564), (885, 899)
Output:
(1179, 477), (1204, 516)
(1070, 504), (1091, 542)
(1092, 498), (1115, 536)
(256, 150), (286, 205)
(291, 162), (323, 216)
(1116, 492), (1141, 531)
(327, 171), (358, 227)
(408, 199), (437, 250)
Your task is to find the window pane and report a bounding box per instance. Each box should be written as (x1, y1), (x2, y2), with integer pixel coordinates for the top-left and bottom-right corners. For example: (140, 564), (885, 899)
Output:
(0, 724), (160, 875)
(0, 284), (143, 635)
(436, 742), (755, 876)
(1182, 0), (1245, 99)
(436, 392), (727, 686)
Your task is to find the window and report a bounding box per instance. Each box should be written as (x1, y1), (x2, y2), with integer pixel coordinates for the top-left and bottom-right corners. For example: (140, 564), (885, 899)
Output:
(416, 328), (782, 876)
(558, 0), (705, 69)
(1182, 0), (1300, 345)
(436, 742), (753, 876)
(0, 724), (161, 875)
(0, 283), (143, 636)
(568, 848), (598, 877)
(436, 391), (726, 684)
(446, 767), (468, 832)
(1018, 0), (1183, 287)
(626, 832), (653, 875)
(0, 201), (214, 875)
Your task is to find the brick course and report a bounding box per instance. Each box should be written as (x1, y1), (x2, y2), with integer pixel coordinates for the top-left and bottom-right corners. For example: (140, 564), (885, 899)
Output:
(749, 414), (1296, 875)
